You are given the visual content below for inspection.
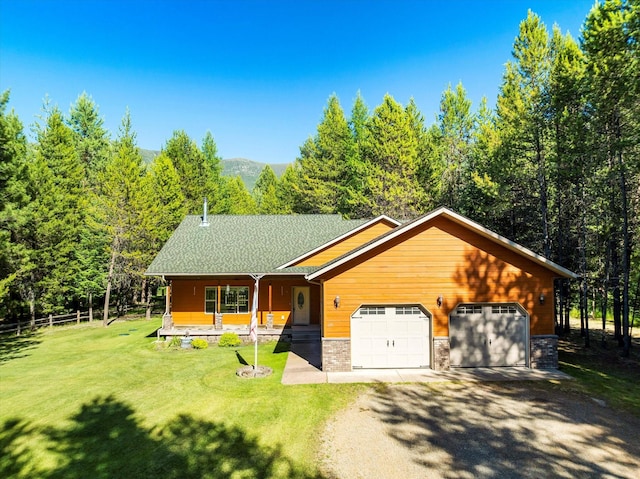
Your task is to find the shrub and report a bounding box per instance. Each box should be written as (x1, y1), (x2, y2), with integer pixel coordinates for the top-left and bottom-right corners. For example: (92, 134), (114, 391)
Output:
(191, 338), (208, 349)
(218, 332), (242, 347)
(168, 336), (181, 348)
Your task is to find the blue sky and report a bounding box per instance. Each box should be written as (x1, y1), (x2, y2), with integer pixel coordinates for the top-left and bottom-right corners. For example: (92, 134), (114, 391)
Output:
(1, 0), (593, 165)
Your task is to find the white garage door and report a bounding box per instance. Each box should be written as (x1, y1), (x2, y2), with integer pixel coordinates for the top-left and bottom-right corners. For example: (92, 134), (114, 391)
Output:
(351, 305), (430, 369)
(449, 304), (527, 367)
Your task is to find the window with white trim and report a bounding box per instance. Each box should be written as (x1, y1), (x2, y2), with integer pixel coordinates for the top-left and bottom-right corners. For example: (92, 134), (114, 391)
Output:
(205, 287), (217, 314)
(396, 306), (422, 315)
(457, 305), (482, 314)
(491, 305), (517, 314)
(221, 286), (250, 314)
(359, 306), (386, 315)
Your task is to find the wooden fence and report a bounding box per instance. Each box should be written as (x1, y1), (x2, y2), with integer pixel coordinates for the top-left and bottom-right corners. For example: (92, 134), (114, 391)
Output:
(0, 299), (167, 337)
(0, 309), (106, 336)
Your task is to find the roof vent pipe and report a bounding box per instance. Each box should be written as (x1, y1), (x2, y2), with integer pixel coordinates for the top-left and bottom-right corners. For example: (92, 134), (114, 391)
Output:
(200, 197), (209, 227)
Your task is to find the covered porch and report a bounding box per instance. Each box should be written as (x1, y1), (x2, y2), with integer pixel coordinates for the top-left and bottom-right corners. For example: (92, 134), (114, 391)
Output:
(158, 274), (322, 343)
(161, 275), (321, 329)
(157, 322), (320, 344)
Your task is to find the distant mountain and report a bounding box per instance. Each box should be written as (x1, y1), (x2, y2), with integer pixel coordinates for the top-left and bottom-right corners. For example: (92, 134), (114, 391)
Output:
(138, 149), (289, 192)
(222, 158), (289, 191)
(140, 148), (160, 164)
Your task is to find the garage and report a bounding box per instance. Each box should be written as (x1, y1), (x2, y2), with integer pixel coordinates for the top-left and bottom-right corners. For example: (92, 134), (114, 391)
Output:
(351, 305), (430, 369)
(449, 303), (527, 367)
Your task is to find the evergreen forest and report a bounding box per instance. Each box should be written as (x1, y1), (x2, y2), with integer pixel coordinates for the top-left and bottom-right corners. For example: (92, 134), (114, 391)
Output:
(1, 3), (638, 354)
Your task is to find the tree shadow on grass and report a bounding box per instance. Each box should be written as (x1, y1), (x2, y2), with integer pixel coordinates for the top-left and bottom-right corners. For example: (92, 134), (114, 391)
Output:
(0, 330), (41, 364)
(2, 395), (325, 479)
(0, 418), (41, 478)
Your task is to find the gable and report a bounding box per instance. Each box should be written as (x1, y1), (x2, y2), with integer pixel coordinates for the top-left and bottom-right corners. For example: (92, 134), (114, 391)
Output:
(283, 217), (399, 268)
(314, 216), (558, 284)
(308, 207), (577, 281)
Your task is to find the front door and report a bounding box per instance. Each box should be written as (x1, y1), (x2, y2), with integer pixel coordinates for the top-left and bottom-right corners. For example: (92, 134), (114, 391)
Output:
(292, 287), (310, 325)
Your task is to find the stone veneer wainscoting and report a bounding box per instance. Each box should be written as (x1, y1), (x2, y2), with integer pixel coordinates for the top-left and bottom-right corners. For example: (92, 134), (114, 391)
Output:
(530, 335), (559, 369)
(322, 338), (351, 372)
(433, 337), (451, 370)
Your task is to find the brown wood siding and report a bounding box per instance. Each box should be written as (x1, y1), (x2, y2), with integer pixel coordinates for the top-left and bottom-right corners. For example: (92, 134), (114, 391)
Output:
(295, 220), (396, 267)
(169, 277), (319, 327)
(320, 216), (557, 338)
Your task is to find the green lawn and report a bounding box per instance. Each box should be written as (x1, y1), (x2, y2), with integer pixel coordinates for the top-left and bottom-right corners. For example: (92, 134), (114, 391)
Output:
(0, 318), (363, 479)
(3, 316), (638, 478)
(557, 320), (640, 417)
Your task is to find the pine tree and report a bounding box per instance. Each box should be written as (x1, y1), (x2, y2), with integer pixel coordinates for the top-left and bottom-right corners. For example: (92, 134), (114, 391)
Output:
(201, 131), (225, 211)
(68, 92), (111, 185)
(343, 91), (371, 218)
(276, 165), (300, 214)
(465, 97), (502, 226)
(360, 94), (424, 219)
(253, 165), (281, 214)
(582, 0), (640, 355)
(0, 91), (29, 319)
(546, 27), (588, 334)
(29, 104), (87, 315)
(68, 92), (112, 315)
(98, 110), (147, 324)
(144, 152), (186, 246)
(163, 130), (211, 214)
(495, 10), (553, 254)
(218, 176), (257, 214)
(293, 94), (353, 214)
(431, 83), (476, 213)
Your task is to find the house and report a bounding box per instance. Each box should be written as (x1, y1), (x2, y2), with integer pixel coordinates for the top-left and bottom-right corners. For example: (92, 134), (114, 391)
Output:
(145, 207), (577, 372)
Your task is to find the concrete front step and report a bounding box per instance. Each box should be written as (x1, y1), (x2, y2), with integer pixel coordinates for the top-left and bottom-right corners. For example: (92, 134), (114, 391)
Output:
(289, 325), (321, 343)
(291, 333), (321, 343)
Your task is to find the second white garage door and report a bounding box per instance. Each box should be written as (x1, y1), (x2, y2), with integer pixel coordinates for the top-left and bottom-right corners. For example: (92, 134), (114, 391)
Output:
(351, 305), (430, 369)
(449, 303), (527, 367)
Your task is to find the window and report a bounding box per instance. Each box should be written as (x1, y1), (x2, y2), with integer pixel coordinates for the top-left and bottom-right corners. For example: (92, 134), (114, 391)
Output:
(205, 286), (250, 314)
(457, 305), (482, 314)
(205, 287), (217, 314)
(491, 305), (517, 314)
(359, 306), (386, 315)
(396, 306), (422, 315)
(221, 286), (250, 314)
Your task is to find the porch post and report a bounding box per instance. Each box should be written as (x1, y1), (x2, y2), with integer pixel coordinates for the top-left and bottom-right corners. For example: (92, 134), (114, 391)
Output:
(165, 283), (170, 315)
(215, 284), (223, 330)
(162, 282), (173, 330)
(267, 283), (274, 329)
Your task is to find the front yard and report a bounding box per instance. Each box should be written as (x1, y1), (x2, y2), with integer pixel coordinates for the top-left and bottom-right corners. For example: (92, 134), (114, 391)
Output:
(1, 316), (638, 478)
(0, 318), (362, 478)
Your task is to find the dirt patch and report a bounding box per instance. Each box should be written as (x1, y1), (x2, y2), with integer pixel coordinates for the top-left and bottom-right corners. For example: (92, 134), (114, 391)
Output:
(319, 382), (640, 479)
(235, 365), (273, 378)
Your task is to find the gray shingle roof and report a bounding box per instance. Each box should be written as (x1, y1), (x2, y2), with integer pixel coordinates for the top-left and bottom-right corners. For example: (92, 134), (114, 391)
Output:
(145, 215), (368, 276)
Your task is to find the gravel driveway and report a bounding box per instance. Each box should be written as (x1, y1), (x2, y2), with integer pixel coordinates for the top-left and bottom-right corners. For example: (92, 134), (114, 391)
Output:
(318, 382), (640, 479)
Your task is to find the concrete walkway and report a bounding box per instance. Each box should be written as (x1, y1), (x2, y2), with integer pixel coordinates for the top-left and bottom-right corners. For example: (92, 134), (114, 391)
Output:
(281, 342), (573, 385)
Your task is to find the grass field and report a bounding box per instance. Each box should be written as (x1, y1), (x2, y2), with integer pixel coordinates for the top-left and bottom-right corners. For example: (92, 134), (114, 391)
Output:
(2, 316), (638, 478)
(0, 318), (362, 478)
(557, 319), (640, 417)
